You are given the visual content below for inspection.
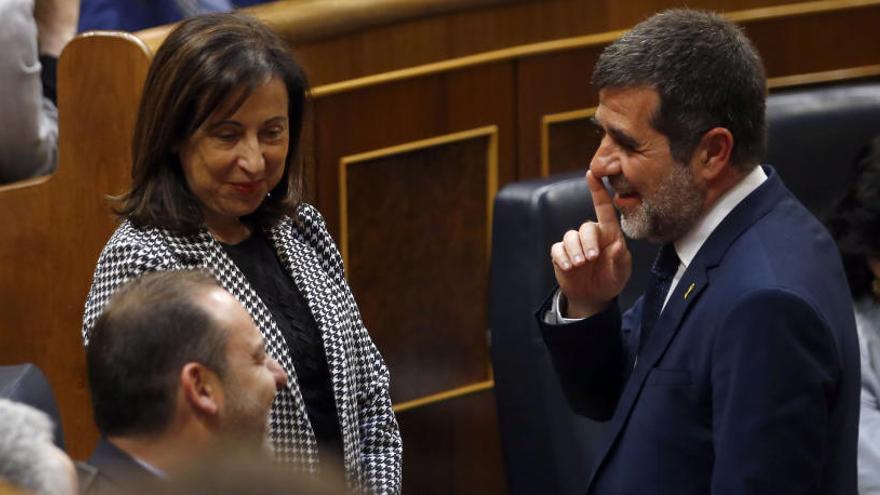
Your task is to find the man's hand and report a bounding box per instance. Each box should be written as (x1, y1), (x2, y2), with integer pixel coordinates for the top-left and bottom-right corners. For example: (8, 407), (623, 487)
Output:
(550, 170), (631, 318)
(34, 0), (80, 57)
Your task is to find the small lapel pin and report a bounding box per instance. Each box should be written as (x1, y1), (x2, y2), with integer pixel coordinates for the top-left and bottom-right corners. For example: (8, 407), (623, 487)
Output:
(683, 282), (695, 300)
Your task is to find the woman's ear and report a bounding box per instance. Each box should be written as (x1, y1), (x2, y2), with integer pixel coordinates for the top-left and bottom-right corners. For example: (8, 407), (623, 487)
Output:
(180, 362), (222, 417)
(694, 127), (734, 181)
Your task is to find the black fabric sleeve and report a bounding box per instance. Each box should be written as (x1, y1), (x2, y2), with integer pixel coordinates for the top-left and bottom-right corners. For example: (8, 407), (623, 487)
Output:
(39, 54), (58, 106)
(536, 293), (626, 420)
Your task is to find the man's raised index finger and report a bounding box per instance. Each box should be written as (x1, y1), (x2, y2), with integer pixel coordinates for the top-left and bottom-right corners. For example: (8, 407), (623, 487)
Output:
(586, 170), (621, 233)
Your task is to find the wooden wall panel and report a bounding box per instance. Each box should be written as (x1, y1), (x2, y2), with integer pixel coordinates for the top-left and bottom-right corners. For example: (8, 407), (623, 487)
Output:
(542, 108), (599, 176)
(0, 34), (151, 459)
(517, 48), (602, 178)
(518, 1), (880, 180)
(269, 0), (806, 85)
(342, 129), (497, 402)
(312, 62), (516, 236)
(743, 6), (880, 77)
(312, 62), (515, 492)
(396, 389), (507, 494)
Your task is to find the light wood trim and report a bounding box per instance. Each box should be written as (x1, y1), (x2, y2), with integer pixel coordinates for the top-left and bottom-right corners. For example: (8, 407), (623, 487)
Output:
(338, 125), (500, 269)
(121, 0), (880, 97)
(535, 63), (880, 178)
(767, 64), (880, 88)
(0, 175), (50, 193)
(393, 379), (494, 413)
(540, 107), (597, 177)
(135, 0), (520, 52)
(339, 128), (498, 412)
(725, 0), (880, 22)
(311, 30), (625, 98)
(311, 0), (880, 98)
(76, 29), (154, 56)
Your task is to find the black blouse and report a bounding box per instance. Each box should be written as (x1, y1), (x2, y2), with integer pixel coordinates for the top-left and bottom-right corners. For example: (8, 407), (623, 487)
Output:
(221, 229), (343, 463)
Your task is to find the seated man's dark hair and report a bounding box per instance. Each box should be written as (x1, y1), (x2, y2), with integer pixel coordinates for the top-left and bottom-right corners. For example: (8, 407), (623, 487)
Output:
(87, 270), (229, 437)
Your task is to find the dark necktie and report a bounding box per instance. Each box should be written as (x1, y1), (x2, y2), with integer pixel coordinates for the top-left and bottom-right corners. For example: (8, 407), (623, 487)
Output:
(639, 244), (680, 352)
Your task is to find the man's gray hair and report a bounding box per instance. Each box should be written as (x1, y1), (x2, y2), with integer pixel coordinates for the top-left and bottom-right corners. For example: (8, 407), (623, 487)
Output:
(0, 399), (72, 495)
(592, 9), (767, 170)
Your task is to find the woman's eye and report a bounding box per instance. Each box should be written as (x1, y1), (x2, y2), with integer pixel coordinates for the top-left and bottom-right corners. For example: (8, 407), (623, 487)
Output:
(262, 126), (285, 140)
(215, 132), (238, 142)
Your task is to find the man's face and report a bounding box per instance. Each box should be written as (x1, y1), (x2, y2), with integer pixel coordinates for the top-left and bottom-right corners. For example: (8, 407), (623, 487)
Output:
(590, 86), (706, 243)
(203, 288), (288, 445)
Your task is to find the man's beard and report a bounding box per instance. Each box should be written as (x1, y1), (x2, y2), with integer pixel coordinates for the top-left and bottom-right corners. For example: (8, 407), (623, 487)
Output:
(611, 163), (706, 243)
(221, 378), (274, 450)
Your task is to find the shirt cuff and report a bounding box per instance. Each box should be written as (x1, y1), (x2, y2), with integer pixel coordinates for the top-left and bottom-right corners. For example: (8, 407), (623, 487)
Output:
(548, 289), (587, 324)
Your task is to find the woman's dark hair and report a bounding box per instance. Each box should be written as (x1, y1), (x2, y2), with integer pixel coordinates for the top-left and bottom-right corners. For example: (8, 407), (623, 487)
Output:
(116, 13), (310, 232)
(827, 136), (880, 300)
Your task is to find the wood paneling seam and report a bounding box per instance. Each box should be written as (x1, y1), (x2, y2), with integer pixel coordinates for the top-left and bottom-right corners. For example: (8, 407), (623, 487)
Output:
(311, 0), (880, 98)
(540, 107), (597, 177)
(338, 125), (500, 269)
(393, 379), (494, 412)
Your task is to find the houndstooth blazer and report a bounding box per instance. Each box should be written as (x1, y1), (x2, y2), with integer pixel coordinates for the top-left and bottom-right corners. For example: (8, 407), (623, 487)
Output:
(82, 203), (402, 494)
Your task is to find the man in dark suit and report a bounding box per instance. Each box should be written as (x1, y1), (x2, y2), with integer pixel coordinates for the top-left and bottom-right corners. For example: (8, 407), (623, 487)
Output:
(540, 9), (859, 494)
(79, 270), (288, 494)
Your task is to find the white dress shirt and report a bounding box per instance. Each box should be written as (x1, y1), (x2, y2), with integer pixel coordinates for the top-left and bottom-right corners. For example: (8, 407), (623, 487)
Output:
(131, 455), (167, 479)
(553, 165), (768, 323)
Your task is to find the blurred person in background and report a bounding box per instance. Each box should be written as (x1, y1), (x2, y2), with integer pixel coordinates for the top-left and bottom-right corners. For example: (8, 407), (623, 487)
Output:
(0, 399), (77, 495)
(827, 137), (880, 495)
(0, 0), (79, 184)
(77, 0), (269, 32)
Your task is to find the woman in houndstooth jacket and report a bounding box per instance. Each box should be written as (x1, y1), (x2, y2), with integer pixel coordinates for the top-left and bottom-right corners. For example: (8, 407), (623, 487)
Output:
(81, 13), (401, 494)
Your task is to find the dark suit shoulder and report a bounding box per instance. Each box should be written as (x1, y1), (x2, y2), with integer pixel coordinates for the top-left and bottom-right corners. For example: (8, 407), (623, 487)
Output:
(85, 438), (162, 493)
(77, 460), (125, 495)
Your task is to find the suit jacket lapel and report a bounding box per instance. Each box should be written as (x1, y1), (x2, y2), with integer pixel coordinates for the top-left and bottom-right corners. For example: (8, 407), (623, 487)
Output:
(639, 268), (708, 371)
(268, 220), (356, 471)
(586, 267), (708, 489)
(88, 437), (162, 487)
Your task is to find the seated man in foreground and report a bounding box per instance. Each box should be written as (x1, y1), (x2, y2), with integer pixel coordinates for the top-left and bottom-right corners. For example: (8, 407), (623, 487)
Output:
(539, 9), (859, 494)
(80, 270), (288, 493)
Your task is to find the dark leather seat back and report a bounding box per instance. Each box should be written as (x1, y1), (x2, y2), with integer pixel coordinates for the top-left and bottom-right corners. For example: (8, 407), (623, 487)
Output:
(489, 172), (656, 494)
(766, 81), (880, 218)
(0, 363), (65, 449)
(489, 79), (880, 493)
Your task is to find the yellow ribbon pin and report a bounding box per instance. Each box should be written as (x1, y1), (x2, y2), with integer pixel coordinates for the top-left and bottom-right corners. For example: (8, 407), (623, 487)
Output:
(683, 282), (695, 300)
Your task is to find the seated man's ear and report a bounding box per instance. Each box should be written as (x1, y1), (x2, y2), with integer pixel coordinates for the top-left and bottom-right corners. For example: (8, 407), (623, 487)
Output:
(695, 127), (734, 181)
(180, 363), (222, 416)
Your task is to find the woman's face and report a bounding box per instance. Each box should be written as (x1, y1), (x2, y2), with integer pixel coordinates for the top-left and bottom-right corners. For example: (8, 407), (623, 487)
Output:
(178, 77), (290, 230)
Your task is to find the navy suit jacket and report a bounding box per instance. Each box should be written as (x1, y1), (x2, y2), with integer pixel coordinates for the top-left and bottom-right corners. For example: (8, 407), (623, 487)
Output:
(539, 167), (859, 494)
